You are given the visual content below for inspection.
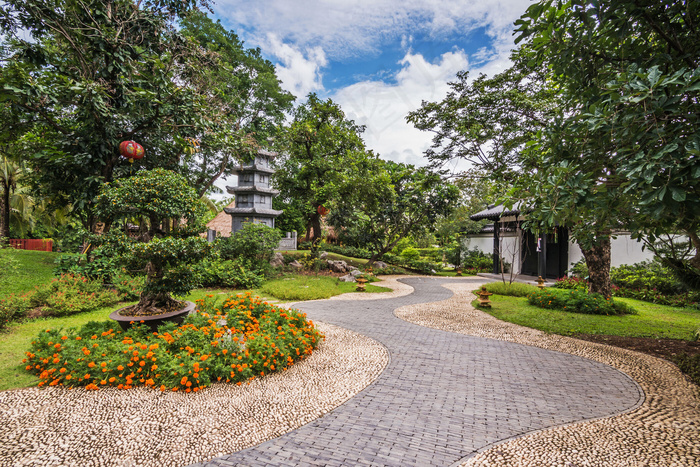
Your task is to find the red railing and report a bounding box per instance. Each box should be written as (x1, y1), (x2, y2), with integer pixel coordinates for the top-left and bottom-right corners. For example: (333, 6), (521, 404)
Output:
(8, 239), (53, 252)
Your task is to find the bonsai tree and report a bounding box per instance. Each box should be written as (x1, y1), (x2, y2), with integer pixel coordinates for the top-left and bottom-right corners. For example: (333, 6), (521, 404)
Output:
(95, 169), (209, 313)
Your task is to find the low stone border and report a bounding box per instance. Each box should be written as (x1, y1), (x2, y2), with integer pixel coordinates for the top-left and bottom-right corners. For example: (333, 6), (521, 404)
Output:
(0, 322), (389, 467)
(395, 281), (700, 466)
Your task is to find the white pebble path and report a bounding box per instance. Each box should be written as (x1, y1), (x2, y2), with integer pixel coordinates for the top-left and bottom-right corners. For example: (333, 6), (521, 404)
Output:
(393, 280), (700, 467)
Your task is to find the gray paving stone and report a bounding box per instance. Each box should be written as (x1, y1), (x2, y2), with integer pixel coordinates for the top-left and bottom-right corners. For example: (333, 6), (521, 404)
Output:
(193, 277), (642, 467)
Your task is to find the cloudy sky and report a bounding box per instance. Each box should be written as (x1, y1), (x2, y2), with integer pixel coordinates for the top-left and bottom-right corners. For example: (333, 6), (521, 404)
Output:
(210, 0), (533, 171)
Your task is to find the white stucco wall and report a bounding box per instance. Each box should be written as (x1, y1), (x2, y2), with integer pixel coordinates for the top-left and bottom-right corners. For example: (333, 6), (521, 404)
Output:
(567, 233), (655, 271)
(462, 235), (493, 255)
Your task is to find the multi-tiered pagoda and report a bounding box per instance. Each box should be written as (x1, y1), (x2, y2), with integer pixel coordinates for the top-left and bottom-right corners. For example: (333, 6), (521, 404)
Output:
(224, 149), (283, 234)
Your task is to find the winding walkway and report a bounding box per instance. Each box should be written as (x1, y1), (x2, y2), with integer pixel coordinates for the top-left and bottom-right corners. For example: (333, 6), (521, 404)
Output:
(195, 277), (643, 466)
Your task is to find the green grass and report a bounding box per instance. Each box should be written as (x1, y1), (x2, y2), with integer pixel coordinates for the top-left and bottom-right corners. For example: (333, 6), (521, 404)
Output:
(0, 301), (135, 391)
(0, 249), (60, 298)
(261, 275), (391, 301)
(479, 293), (700, 340)
(484, 281), (539, 297)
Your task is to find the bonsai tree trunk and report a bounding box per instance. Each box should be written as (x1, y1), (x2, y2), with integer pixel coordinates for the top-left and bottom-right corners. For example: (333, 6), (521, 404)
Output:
(580, 235), (612, 298)
(135, 260), (180, 313)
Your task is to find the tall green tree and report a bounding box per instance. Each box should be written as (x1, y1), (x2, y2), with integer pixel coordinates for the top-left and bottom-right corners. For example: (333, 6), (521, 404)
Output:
(515, 0), (700, 290)
(274, 94), (374, 241)
(178, 12), (294, 197)
(0, 0), (232, 231)
(406, 56), (557, 181)
(330, 161), (459, 265)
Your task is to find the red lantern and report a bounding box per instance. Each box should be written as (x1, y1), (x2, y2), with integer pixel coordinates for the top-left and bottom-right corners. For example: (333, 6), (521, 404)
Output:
(119, 141), (145, 163)
(317, 205), (329, 216)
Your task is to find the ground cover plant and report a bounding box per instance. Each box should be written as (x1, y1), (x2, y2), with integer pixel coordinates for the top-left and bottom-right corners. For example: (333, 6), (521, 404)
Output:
(23, 293), (322, 392)
(483, 282), (537, 297)
(527, 288), (636, 316)
(0, 274), (143, 331)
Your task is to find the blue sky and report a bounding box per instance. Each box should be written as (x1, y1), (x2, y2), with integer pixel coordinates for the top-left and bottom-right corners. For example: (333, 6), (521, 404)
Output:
(210, 0), (533, 172)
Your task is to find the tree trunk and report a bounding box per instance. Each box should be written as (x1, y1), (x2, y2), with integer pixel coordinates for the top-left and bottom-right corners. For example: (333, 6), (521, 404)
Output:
(580, 235), (612, 298)
(688, 231), (700, 270)
(0, 182), (9, 239)
(310, 212), (322, 241)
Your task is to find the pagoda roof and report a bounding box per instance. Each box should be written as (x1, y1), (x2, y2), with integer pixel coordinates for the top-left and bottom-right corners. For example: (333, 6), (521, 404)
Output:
(224, 207), (283, 217)
(226, 185), (279, 195)
(231, 165), (276, 175)
(470, 202), (526, 221)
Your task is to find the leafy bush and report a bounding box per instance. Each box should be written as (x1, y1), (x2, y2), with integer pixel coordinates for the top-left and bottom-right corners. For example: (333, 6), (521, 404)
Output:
(194, 258), (263, 289)
(462, 248), (492, 272)
(382, 253), (439, 274)
(320, 244), (372, 259)
(111, 271), (145, 301)
(390, 237), (416, 255)
(673, 353), (700, 387)
(0, 274), (123, 324)
(568, 259), (589, 278)
(484, 282), (538, 297)
(416, 248), (443, 262)
(552, 276), (589, 291)
(527, 288), (635, 315)
(400, 247), (421, 261)
(23, 293), (323, 391)
(0, 293), (33, 329)
(54, 252), (119, 282)
(611, 261), (686, 296)
(216, 223), (282, 274)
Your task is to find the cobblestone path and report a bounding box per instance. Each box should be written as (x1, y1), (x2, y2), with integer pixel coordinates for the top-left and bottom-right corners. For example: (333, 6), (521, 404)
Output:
(193, 277), (643, 466)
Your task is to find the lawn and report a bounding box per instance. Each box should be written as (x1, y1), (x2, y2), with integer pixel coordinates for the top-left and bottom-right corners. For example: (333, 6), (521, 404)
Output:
(480, 293), (700, 341)
(0, 251), (393, 392)
(0, 249), (60, 298)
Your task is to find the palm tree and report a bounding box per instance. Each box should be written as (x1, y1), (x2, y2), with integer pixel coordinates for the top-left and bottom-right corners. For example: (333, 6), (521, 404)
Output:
(0, 155), (22, 239)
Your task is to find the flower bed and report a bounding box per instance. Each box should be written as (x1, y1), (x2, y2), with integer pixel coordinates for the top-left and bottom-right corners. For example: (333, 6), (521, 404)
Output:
(23, 293), (323, 392)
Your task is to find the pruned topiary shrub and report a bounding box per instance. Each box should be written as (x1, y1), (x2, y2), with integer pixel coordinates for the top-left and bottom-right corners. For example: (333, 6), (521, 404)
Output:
(527, 288), (636, 316)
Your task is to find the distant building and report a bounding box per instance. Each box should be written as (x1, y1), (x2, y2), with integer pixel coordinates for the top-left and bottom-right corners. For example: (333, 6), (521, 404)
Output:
(224, 149), (283, 234)
(465, 204), (654, 278)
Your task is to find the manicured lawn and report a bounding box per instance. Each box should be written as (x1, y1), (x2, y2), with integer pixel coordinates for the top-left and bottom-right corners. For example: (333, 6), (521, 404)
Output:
(480, 293), (700, 340)
(0, 249), (60, 298)
(261, 275), (390, 301)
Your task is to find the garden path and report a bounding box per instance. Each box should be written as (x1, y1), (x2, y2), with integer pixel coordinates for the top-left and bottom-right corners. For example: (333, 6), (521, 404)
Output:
(193, 276), (643, 466)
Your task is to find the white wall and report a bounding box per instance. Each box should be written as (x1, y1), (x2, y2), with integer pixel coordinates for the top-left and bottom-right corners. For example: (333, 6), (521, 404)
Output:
(567, 233), (656, 271)
(462, 235), (492, 255)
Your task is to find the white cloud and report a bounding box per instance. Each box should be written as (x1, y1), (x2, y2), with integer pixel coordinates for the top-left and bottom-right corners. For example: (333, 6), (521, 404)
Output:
(214, 0), (532, 60)
(265, 34), (327, 99)
(333, 47), (512, 170)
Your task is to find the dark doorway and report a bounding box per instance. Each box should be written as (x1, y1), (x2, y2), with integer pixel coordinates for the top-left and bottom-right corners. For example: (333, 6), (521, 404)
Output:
(520, 228), (569, 279)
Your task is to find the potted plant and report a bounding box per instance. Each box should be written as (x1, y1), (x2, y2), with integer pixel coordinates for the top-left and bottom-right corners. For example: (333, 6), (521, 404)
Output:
(95, 169), (210, 330)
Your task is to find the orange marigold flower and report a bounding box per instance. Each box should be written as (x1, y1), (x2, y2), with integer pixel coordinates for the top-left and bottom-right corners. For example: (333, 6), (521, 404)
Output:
(88, 362), (96, 368)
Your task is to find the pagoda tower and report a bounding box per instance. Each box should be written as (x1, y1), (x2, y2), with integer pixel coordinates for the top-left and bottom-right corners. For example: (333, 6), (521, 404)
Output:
(224, 149), (283, 234)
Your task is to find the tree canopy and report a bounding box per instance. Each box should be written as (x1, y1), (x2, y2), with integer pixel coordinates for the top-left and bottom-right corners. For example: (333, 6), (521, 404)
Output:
(0, 0), (290, 231)
(274, 93), (381, 241)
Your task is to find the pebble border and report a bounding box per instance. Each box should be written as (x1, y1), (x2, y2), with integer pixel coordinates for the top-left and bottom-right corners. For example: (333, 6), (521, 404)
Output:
(394, 281), (700, 466)
(0, 322), (389, 467)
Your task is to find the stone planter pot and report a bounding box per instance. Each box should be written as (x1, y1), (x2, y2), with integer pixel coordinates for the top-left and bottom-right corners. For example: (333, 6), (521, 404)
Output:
(109, 301), (196, 332)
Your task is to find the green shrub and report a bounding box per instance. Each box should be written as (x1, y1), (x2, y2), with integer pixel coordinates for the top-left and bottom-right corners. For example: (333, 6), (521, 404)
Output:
(484, 282), (538, 297)
(194, 258), (264, 289)
(462, 248), (492, 272)
(0, 292), (33, 328)
(321, 244), (372, 259)
(23, 293), (322, 391)
(33, 274), (122, 317)
(552, 276), (589, 291)
(568, 259), (589, 278)
(216, 223), (282, 274)
(391, 237), (416, 255)
(673, 353), (700, 387)
(111, 271), (145, 301)
(54, 252), (119, 282)
(527, 288), (635, 316)
(611, 261), (686, 296)
(400, 247), (421, 261)
(416, 248), (443, 262)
